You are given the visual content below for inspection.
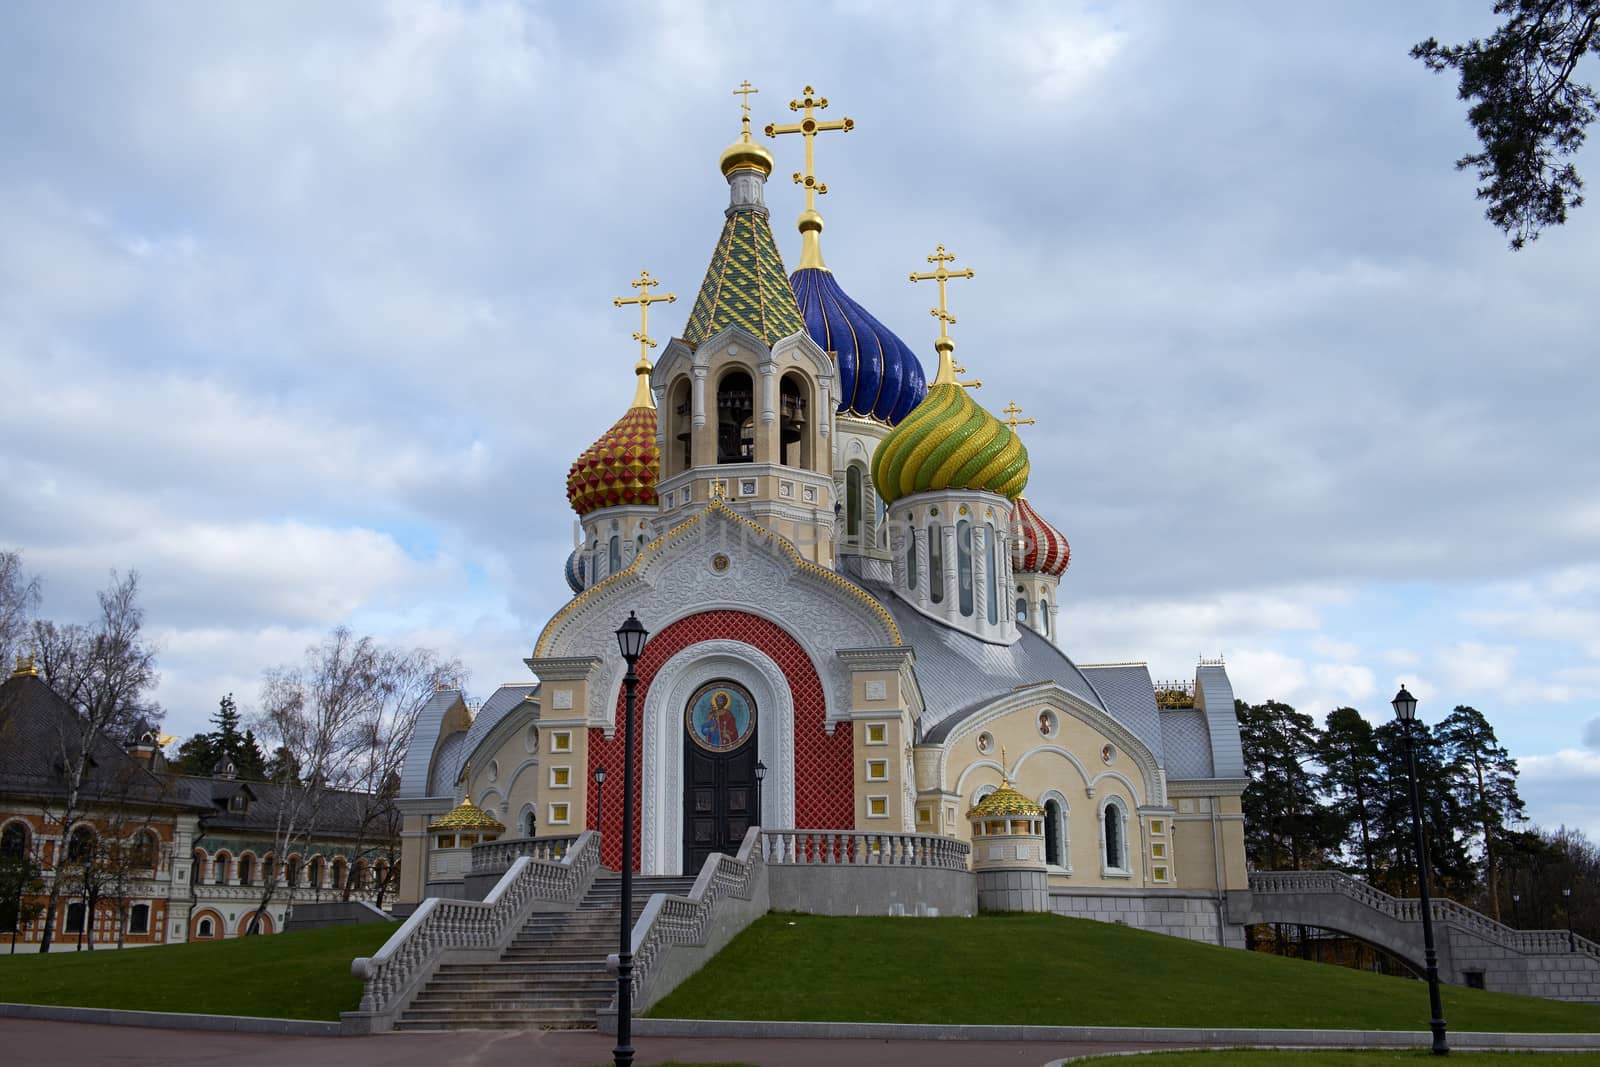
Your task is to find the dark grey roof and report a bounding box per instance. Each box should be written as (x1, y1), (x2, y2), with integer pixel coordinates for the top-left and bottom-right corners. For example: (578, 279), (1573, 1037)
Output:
(0, 674), (206, 812)
(1075, 663), (1165, 764)
(171, 774), (378, 838)
(862, 582), (1107, 744)
(1159, 708), (1215, 779)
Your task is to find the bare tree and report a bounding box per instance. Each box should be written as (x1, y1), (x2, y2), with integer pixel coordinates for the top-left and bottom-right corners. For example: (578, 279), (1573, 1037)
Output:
(0, 549), (42, 669)
(29, 571), (161, 952)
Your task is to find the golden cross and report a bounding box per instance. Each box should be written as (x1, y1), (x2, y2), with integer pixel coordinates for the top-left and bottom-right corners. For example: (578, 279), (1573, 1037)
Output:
(765, 85), (854, 213)
(909, 245), (980, 387)
(732, 80), (758, 120)
(1002, 402), (1036, 430)
(613, 269), (677, 362)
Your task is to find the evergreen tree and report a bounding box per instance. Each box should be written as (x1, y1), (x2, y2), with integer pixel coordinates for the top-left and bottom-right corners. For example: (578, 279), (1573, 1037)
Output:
(235, 728), (268, 781)
(1318, 707), (1384, 881)
(265, 745), (301, 785)
(1436, 704), (1526, 920)
(1372, 719), (1475, 899)
(172, 732), (219, 776)
(1237, 699), (1342, 869)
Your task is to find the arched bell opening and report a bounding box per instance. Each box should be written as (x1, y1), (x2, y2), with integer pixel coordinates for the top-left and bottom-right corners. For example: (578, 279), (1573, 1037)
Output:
(716, 369), (754, 464)
(778, 371), (811, 468)
(667, 376), (692, 478)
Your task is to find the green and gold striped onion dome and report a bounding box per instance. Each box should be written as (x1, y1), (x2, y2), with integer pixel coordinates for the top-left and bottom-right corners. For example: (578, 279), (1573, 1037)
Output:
(871, 381), (1030, 505)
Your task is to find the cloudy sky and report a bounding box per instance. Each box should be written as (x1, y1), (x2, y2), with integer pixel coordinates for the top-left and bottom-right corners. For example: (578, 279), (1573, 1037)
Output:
(2, 2), (1596, 836)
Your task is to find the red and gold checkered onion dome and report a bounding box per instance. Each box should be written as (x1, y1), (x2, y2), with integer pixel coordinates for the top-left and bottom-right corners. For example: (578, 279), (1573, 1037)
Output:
(1011, 495), (1070, 577)
(566, 403), (660, 517)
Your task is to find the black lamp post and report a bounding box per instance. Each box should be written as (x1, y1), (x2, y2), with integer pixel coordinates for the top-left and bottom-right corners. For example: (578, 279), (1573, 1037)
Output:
(1563, 887), (1574, 950)
(1512, 892), (1521, 928)
(754, 759), (767, 827)
(612, 611), (648, 1067)
(1393, 684), (1449, 1056)
(593, 766), (607, 841)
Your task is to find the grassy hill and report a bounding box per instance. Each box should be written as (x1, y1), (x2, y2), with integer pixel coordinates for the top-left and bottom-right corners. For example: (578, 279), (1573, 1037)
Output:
(648, 913), (1600, 1033)
(0, 922), (396, 1020)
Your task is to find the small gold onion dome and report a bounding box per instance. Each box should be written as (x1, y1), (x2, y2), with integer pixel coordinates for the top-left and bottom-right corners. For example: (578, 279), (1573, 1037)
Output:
(966, 778), (1045, 820)
(429, 797), (505, 833)
(720, 119), (774, 178)
(566, 359), (660, 518)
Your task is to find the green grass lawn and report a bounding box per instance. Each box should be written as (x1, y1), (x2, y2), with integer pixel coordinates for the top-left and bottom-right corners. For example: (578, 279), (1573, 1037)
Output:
(1073, 1055), (1599, 1065)
(0, 922), (396, 1020)
(648, 913), (1600, 1033)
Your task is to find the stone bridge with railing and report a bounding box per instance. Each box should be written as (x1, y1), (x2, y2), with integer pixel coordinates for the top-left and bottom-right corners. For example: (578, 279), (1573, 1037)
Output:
(1241, 870), (1600, 1003)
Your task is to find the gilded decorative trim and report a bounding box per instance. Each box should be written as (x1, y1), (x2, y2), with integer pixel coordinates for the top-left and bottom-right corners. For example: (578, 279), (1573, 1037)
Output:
(534, 497), (901, 657)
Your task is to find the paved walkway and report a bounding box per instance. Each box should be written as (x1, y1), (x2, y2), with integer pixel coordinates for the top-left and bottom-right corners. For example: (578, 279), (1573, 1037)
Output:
(0, 1018), (1155, 1066)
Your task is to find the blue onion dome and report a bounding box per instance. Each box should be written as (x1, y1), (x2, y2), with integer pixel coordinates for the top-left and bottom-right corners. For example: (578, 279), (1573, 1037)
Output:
(791, 268), (927, 424)
(564, 548), (586, 595)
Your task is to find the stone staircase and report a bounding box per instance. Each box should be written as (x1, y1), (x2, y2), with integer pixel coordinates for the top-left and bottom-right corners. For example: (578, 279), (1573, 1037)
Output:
(393, 873), (699, 1030)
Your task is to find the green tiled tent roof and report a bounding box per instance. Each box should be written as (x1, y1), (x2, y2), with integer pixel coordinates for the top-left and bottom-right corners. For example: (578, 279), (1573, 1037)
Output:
(682, 210), (806, 349)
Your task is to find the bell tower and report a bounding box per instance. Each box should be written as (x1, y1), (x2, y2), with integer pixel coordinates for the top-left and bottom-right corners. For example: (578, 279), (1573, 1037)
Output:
(651, 83), (838, 563)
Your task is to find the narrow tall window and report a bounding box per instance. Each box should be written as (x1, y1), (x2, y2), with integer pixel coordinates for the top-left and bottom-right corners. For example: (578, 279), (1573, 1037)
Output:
(927, 524), (944, 604)
(0, 823), (26, 860)
(608, 535), (621, 576)
(523, 810), (537, 837)
(906, 529), (918, 589)
(846, 465), (863, 540)
(1044, 799), (1064, 866)
(65, 901), (85, 933)
(984, 523), (999, 624)
(67, 827), (95, 864)
(1017, 597), (1028, 623)
(214, 854), (230, 885)
(1104, 803), (1124, 870)
(238, 854), (253, 886)
(1041, 599), (1050, 637)
(956, 520), (974, 617)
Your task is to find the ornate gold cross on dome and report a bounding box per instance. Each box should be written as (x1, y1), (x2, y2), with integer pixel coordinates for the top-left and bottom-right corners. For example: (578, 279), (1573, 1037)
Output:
(1002, 402), (1036, 430)
(910, 245), (981, 388)
(765, 85), (854, 212)
(733, 80), (758, 120)
(613, 269), (677, 362)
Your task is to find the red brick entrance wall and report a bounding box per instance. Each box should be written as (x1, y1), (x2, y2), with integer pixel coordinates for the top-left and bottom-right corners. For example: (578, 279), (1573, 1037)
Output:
(586, 610), (853, 871)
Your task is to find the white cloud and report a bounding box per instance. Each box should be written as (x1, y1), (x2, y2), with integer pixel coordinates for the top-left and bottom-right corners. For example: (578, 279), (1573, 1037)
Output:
(1313, 635), (1360, 661)
(1435, 641), (1518, 694)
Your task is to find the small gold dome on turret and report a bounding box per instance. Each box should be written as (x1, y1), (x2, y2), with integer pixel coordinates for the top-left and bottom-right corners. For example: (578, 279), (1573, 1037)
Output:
(720, 129), (774, 178)
(429, 797), (506, 833)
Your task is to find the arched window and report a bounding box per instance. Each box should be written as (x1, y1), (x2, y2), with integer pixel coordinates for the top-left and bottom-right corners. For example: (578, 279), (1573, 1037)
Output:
(237, 853), (254, 886)
(716, 370), (754, 464)
(1040, 597), (1050, 637)
(845, 465), (863, 540)
(129, 903), (150, 935)
(353, 860), (369, 891)
(956, 520), (974, 618)
(309, 857), (324, 889)
(1043, 797), (1068, 868)
(906, 529), (918, 589)
(67, 826), (95, 864)
(522, 809), (537, 837)
(130, 830), (158, 870)
(331, 858), (347, 891)
(190, 848), (206, 885)
(262, 855), (276, 886)
(779, 372), (811, 467)
(0, 822), (27, 860)
(984, 523), (999, 624)
(1101, 798), (1129, 873)
(287, 856), (301, 888)
(668, 376), (692, 476)
(214, 852), (231, 885)
(1016, 597), (1028, 624)
(197, 916), (214, 938)
(927, 524), (944, 604)
(608, 535), (621, 577)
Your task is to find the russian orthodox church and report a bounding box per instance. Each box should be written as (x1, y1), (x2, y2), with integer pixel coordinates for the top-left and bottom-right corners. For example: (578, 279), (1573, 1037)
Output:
(397, 87), (1248, 933)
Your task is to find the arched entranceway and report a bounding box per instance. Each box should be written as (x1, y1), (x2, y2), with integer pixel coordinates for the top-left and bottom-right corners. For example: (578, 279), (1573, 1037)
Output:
(682, 679), (758, 873)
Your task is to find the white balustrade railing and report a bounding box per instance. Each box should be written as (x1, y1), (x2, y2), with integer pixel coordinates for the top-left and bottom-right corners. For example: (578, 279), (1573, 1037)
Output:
(627, 826), (765, 1004)
(760, 829), (970, 870)
(351, 830), (600, 1015)
(1250, 869), (1599, 960)
(470, 834), (581, 875)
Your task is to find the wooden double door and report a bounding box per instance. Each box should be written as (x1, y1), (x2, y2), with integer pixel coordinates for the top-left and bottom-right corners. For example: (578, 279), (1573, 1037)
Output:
(683, 680), (758, 873)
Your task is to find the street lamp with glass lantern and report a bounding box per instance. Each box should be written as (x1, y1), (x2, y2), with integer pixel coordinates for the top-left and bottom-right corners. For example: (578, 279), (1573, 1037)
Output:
(1393, 684), (1449, 1056)
(754, 759), (767, 828)
(611, 612), (648, 1067)
(1511, 892), (1521, 928)
(593, 766), (607, 842)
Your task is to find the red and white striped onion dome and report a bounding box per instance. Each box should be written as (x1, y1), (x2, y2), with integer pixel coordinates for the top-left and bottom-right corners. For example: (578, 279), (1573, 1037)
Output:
(1011, 496), (1070, 576)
